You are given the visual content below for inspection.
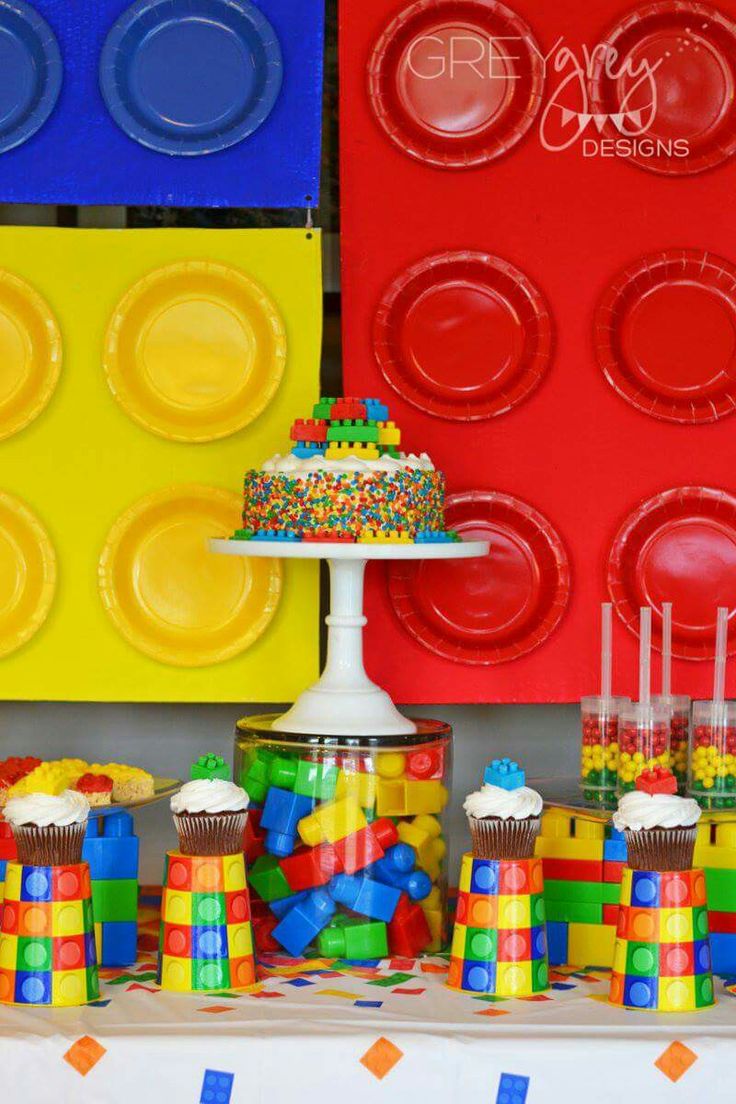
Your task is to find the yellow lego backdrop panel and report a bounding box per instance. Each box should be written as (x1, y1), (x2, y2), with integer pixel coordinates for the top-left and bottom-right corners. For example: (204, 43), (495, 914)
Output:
(0, 227), (321, 701)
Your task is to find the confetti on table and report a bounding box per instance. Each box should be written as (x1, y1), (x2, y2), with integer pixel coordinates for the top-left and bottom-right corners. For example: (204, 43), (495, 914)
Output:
(355, 1000), (383, 1008)
(474, 1008), (509, 1018)
(496, 1073), (530, 1104)
(200, 1069), (234, 1104)
(315, 989), (366, 1000)
(369, 972), (415, 987)
(360, 1037), (404, 1081)
(392, 988), (425, 995)
(654, 1042), (698, 1083)
(197, 1006), (235, 1014)
(63, 1036), (107, 1077)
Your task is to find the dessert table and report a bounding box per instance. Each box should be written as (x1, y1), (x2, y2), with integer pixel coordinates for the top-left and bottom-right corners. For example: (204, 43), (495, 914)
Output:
(1, 890), (734, 1104)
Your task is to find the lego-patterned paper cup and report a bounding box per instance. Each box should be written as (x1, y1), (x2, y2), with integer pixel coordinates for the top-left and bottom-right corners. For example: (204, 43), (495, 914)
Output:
(158, 850), (256, 994)
(608, 867), (714, 1012)
(0, 861), (98, 1006)
(446, 853), (548, 997)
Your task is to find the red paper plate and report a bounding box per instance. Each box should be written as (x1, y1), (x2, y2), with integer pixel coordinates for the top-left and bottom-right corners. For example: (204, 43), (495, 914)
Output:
(589, 1), (736, 175)
(389, 491), (570, 664)
(374, 251), (552, 420)
(608, 486), (736, 659)
(595, 249), (736, 424)
(367, 0), (544, 169)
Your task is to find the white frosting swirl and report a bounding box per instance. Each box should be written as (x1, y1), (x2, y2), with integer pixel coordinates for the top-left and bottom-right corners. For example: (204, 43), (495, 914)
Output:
(4, 790), (90, 828)
(171, 779), (248, 815)
(463, 783), (543, 821)
(613, 790), (701, 832)
(261, 452), (435, 476)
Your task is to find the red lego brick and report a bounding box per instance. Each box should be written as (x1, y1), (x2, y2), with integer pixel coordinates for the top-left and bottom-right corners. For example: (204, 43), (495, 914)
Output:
(290, 419), (328, 442)
(603, 903), (619, 926)
(302, 532), (356, 543)
(406, 746), (444, 780)
(0, 817), (13, 840)
(0, 839), (17, 860)
(252, 912), (280, 954)
(708, 910), (736, 934)
(541, 858), (604, 883)
(243, 808), (265, 863)
(636, 766), (677, 795)
(281, 843), (342, 892)
(333, 818), (398, 874)
(603, 860), (625, 883)
(387, 893), (431, 957)
(331, 399), (367, 421)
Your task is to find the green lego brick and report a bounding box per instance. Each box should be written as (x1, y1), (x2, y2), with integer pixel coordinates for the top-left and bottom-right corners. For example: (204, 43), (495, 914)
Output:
(92, 878), (138, 922)
(191, 753), (230, 781)
(231, 529), (254, 541)
(248, 855), (291, 902)
(379, 445), (400, 458)
(318, 918), (388, 959)
(464, 927), (497, 962)
(626, 941), (658, 977)
(269, 756), (298, 790)
(544, 900), (603, 924)
(326, 420), (379, 443)
(293, 760), (339, 801)
(240, 750), (276, 803)
(704, 867), (736, 911)
(313, 397), (336, 419)
(544, 880), (621, 905)
(193, 958), (230, 991)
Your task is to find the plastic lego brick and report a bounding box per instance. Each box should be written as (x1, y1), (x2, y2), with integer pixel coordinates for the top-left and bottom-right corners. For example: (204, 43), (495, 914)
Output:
(603, 904), (619, 926)
(298, 798), (367, 847)
(541, 858), (606, 884)
(540, 811), (573, 839)
(484, 758), (525, 790)
(603, 839), (628, 863)
(191, 754), (230, 782)
(333, 819), (396, 875)
(82, 835), (140, 881)
(335, 769), (377, 809)
(710, 932), (736, 974)
(603, 860), (625, 884)
(567, 922), (616, 968)
(261, 787), (314, 857)
(293, 760), (339, 801)
(708, 910), (736, 934)
(544, 880), (614, 905)
(100, 920), (138, 967)
(535, 837), (604, 865)
(387, 893), (431, 957)
(546, 921), (568, 966)
(243, 807), (265, 863)
(269, 890), (309, 919)
(545, 901), (603, 925)
(573, 819), (606, 841)
(375, 752), (405, 779)
(271, 888), (336, 956)
(247, 855), (291, 902)
(91, 879), (138, 923)
(703, 867), (736, 911)
(694, 844), (736, 871)
(318, 917), (388, 959)
(373, 847), (432, 902)
(405, 747), (444, 781)
(376, 779), (448, 817)
(280, 844), (342, 893)
(328, 874), (401, 922)
(0, 0), (325, 208)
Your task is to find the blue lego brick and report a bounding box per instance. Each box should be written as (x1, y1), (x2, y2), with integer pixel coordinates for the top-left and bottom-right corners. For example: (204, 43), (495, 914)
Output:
(414, 530), (457, 543)
(269, 889), (309, 919)
(292, 444), (326, 458)
(484, 758), (525, 790)
(373, 845), (431, 901)
(83, 834), (140, 880)
(104, 811), (134, 837)
(461, 959), (496, 993)
(260, 787), (313, 857)
(328, 874), (401, 922)
(711, 933), (736, 976)
(272, 888), (336, 956)
(603, 838), (628, 862)
(363, 399), (389, 421)
(200, 1069), (234, 1104)
(100, 921), (138, 967)
(546, 920), (569, 966)
(85, 817), (101, 838)
(254, 529), (299, 542)
(496, 1073), (530, 1104)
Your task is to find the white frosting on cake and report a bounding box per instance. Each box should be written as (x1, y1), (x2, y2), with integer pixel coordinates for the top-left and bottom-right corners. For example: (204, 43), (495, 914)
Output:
(171, 779), (248, 815)
(613, 790), (701, 832)
(4, 790), (90, 827)
(463, 783), (543, 821)
(261, 452), (435, 476)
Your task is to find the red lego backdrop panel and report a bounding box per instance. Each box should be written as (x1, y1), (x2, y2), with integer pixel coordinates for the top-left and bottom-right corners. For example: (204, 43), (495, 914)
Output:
(340, 0), (736, 702)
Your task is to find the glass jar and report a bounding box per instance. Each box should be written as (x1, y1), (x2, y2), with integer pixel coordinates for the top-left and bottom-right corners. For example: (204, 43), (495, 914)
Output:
(689, 701), (736, 809)
(235, 714), (452, 960)
(580, 695), (629, 808)
(617, 702), (671, 794)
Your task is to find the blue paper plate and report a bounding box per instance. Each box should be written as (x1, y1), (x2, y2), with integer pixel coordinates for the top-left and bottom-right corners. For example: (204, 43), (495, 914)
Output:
(99, 0), (283, 156)
(0, 0), (62, 154)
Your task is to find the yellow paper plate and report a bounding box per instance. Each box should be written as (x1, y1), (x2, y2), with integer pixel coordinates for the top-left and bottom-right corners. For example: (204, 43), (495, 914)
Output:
(103, 260), (287, 442)
(0, 491), (57, 658)
(0, 270), (62, 441)
(98, 484), (282, 667)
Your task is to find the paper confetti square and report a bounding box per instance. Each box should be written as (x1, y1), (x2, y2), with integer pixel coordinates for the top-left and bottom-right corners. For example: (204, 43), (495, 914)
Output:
(355, 1000), (383, 1008)
(200, 1069), (235, 1104)
(360, 1037), (404, 1080)
(496, 1073), (530, 1104)
(474, 1008), (509, 1018)
(654, 1042), (698, 1083)
(197, 1006), (235, 1014)
(63, 1036), (107, 1077)
(369, 972), (415, 987)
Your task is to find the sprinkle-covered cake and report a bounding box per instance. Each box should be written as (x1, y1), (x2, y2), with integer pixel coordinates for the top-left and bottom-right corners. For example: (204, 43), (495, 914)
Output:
(236, 396), (451, 542)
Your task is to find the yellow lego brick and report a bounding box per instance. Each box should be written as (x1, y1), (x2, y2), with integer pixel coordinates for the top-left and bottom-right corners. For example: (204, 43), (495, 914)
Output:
(423, 886), (442, 911)
(4, 863), (21, 903)
(574, 818), (605, 840)
(497, 895), (531, 929)
(376, 752), (406, 779)
(335, 770), (378, 809)
(495, 961), (532, 996)
(356, 529), (411, 543)
(694, 844), (736, 871)
(535, 837), (604, 862)
(377, 421), (401, 446)
(376, 779), (407, 816)
(697, 822), (713, 846)
(51, 900), (85, 937)
(297, 798), (367, 846)
(227, 922), (253, 959)
(0, 933), (17, 970)
(52, 969), (87, 1007)
(325, 442), (379, 460)
(422, 907), (443, 952)
(540, 809), (573, 838)
(405, 781), (448, 815)
(160, 954), (192, 992)
(715, 823), (736, 849)
(450, 922), (467, 958)
(567, 922), (615, 968)
(397, 814), (441, 865)
(415, 838), (446, 883)
(222, 856), (246, 893)
(659, 976), (696, 1012)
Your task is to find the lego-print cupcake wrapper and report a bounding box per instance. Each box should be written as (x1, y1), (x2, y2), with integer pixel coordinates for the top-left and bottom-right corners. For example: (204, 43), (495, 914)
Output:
(174, 812), (248, 856)
(624, 827), (697, 872)
(468, 815), (541, 860)
(12, 822), (87, 866)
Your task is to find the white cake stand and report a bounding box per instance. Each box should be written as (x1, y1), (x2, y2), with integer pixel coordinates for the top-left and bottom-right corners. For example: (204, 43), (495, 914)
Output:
(209, 538), (490, 736)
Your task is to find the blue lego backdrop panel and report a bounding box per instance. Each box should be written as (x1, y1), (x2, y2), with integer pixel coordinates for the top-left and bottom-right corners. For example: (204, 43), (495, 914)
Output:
(0, 0), (324, 206)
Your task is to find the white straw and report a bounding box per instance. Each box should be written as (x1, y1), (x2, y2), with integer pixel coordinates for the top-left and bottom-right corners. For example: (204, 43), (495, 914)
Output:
(661, 602), (672, 698)
(601, 602), (612, 700)
(639, 607), (651, 707)
(714, 606), (729, 704)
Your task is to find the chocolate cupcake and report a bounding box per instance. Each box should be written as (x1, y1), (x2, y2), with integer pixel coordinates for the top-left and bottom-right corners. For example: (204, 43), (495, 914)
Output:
(4, 790), (90, 865)
(171, 779), (249, 856)
(613, 768), (701, 872)
(463, 760), (543, 860)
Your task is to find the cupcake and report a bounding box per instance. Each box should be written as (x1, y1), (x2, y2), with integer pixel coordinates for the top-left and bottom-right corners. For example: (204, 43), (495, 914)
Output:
(171, 778), (249, 856)
(463, 758), (543, 859)
(4, 790), (90, 865)
(613, 766), (700, 872)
